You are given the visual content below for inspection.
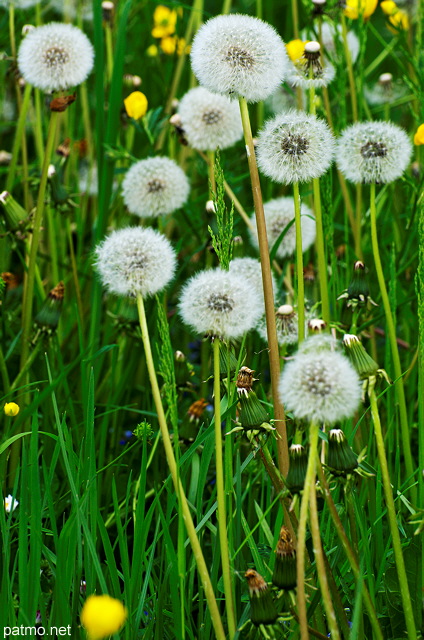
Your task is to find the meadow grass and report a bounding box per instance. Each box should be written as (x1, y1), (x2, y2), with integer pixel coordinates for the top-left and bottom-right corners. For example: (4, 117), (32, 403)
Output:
(0, 0), (423, 638)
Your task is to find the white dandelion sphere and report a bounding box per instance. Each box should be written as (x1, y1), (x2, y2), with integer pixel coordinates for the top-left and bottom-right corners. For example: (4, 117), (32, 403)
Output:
(229, 257), (277, 308)
(94, 227), (176, 298)
(122, 157), (190, 218)
(190, 14), (289, 103)
(286, 43), (335, 90)
(279, 335), (361, 425)
(17, 22), (94, 92)
(178, 87), (243, 151)
(249, 196), (316, 259)
(257, 110), (335, 184)
(336, 121), (412, 184)
(179, 268), (262, 340)
(320, 22), (359, 64)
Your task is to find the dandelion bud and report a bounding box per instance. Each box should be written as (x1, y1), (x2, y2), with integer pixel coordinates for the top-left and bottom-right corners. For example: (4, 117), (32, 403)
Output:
(308, 318), (326, 334)
(0, 191), (28, 231)
(233, 235), (243, 246)
(56, 137), (71, 157)
(123, 74), (142, 88)
(35, 282), (65, 331)
(0, 151), (12, 165)
(237, 366), (255, 395)
(102, 1), (114, 24)
(411, 161), (421, 178)
(4, 402), (20, 417)
(327, 428), (358, 475)
(338, 261), (377, 309)
(286, 444), (308, 494)
(343, 334), (379, 379)
(205, 199), (215, 214)
(81, 594), (127, 640)
(22, 24), (35, 36)
(187, 399), (208, 423)
(245, 569), (278, 626)
(218, 343), (239, 379)
(239, 390), (270, 431)
(272, 526), (297, 590)
(174, 350), (186, 363)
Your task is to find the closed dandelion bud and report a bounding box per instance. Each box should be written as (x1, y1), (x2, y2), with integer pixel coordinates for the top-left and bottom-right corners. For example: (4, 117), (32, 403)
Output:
(327, 428), (358, 475)
(338, 261), (376, 309)
(102, 1), (114, 24)
(0, 191), (28, 231)
(245, 569), (278, 626)
(272, 526), (297, 590)
(286, 444), (308, 494)
(239, 389), (270, 429)
(35, 282), (65, 330)
(237, 366), (255, 395)
(343, 334), (379, 379)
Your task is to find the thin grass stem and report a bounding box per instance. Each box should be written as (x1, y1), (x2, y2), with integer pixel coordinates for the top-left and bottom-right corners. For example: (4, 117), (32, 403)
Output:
(293, 181), (305, 342)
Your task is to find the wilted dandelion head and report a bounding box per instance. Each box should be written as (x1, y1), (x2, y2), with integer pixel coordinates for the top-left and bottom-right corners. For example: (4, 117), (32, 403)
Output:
(17, 22), (94, 92)
(179, 268), (262, 340)
(177, 87), (243, 151)
(190, 14), (289, 103)
(336, 120), (412, 184)
(257, 110), (335, 184)
(279, 335), (361, 425)
(320, 22), (359, 63)
(249, 196), (316, 259)
(257, 304), (304, 346)
(122, 156), (190, 218)
(94, 227), (176, 298)
(229, 257), (277, 309)
(286, 41), (335, 89)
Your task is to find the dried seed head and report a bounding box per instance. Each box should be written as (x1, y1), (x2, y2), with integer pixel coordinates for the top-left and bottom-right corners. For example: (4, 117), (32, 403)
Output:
(272, 526), (297, 590)
(187, 398), (208, 422)
(237, 366), (255, 395)
(245, 570), (278, 626)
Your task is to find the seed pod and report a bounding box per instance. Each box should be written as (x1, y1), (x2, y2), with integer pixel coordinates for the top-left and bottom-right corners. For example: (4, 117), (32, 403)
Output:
(0, 191), (28, 231)
(272, 526), (297, 590)
(238, 389), (270, 429)
(327, 429), (358, 475)
(35, 282), (65, 331)
(245, 569), (278, 627)
(343, 334), (379, 379)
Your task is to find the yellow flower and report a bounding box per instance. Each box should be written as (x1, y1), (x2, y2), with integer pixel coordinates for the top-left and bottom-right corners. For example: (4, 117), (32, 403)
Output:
(152, 5), (177, 38)
(4, 402), (19, 417)
(414, 124), (424, 145)
(81, 595), (127, 640)
(344, 0), (378, 19)
(286, 39), (308, 62)
(160, 36), (190, 56)
(146, 44), (159, 57)
(124, 91), (148, 120)
(381, 1), (409, 29)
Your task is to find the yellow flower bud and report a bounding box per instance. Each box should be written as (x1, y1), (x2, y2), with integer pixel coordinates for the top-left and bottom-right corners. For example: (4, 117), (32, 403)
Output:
(4, 402), (20, 417)
(146, 44), (158, 57)
(344, 0), (378, 19)
(286, 39), (308, 62)
(160, 35), (177, 55)
(124, 91), (148, 120)
(81, 595), (127, 640)
(414, 124), (424, 146)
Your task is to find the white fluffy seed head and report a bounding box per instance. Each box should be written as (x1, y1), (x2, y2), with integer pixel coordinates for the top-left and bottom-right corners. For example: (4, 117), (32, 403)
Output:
(17, 22), (94, 92)
(364, 76), (406, 106)
(279, 335), (361, 425)
(257, 110), (335, 184)
(336, 121), (412, 184)
(178, 87), (243, 151)
(249, 196), (316, 259)
(0, 0), (38, 8)
(286, 57), (335, 89)
(190, 14), (290, 103)
(179, 268), (263, 340)
(228, 257), (277, 309)
(94, 226), (177, 298)
(320, 22), (359, 63)
(122, 156), (190, 218)
(256, 305), (304, 346)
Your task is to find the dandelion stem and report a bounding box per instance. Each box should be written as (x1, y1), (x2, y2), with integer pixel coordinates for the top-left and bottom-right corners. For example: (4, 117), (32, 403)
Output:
(136, 294), (226, 640)
(296, 420), (319, 640)
(369, 386), (417, 640)
(369, 183), (415, 495)
(238, 95), (289, 476)
(213, 338), (237, 638)
(6, 83), (32, 194)
(309, 479), (341, 640)
(293, 181), (305, 342)
(341, 13), (358, 122)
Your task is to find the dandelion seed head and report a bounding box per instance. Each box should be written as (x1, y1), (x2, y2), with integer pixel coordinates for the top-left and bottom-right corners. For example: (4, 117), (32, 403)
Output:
(336, 121), (412, 184)
(319, 22), (359, 63)
(190, 14), (289, 103)
(364, 74), (406, 105)
(279, 335), (361, 424)
(249, 196), (316, 258)
(122, 157), (190, 218)
(94, 227), (176, 298)
(286, 41), (335, 89)
(257, 110), (335, 183)
(18, 22), (94, 92)
(177, 87), (243, 151)
(179, 268), (262, 340)
(229, 257), (277, 309)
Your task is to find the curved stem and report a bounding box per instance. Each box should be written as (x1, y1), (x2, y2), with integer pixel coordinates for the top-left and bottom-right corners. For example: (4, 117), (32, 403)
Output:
(238, 95), (289, 476)
(293, 181), (305, 342)
(369, 183), (415, 494)
(136, 294), (226, 640)
(369, 387), (417, 640)
(213, 338), (237, 638)
(296, 420), (320, 640)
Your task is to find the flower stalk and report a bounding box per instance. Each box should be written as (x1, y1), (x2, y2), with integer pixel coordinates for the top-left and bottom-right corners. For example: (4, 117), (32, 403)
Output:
(293, 182), (305, 342)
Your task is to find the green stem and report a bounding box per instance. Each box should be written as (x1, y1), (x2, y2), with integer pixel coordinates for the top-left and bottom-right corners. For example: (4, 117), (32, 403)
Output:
(238, 95), (289, 476)
(207, 150), (216, 198)
(6, 83), (32, 194)
(309, 480), (341, 640)
(293, 181), (305, 342)
(313, 178), (331, 327)
(316, 461), (384, 640)
(136, 294), (226, 640)
(213, 338), (237, 638)
(0, 344), (10, 394)
(105, 24), (114, 82)
(291, 0), (299, 38)
(369, 387), (417, 640)
(20, 111), (59, 370)
(369, 183), (415, 493)
(341, 13), (358, 122)
(296, 420), (319, 640)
